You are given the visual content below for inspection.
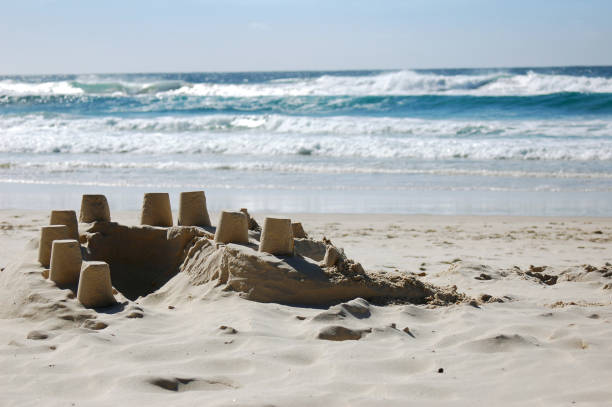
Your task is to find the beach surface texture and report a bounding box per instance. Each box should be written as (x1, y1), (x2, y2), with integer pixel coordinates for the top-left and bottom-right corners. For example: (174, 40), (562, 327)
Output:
(0, 210), (610, 406)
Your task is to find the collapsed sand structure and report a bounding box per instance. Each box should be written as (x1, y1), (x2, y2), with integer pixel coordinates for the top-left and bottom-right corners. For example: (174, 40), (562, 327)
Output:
(240, 208), (261, 231)
(176, 240), (457, 305)
(291, 222), (307, 239)
(35, 192), (464, 308)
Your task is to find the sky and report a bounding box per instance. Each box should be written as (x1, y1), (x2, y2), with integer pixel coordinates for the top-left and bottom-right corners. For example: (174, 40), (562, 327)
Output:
(0, 0), (611, 74)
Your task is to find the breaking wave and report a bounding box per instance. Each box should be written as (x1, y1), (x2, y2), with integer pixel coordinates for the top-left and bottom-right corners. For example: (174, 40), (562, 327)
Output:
(2, 69), (612, 97)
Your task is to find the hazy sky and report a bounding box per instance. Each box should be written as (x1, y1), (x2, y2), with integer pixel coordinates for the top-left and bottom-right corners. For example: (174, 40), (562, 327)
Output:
(1, 0), (611, 74)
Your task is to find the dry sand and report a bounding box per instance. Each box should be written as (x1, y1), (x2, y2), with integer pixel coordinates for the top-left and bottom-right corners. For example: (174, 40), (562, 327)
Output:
(0, 210), (611, 406)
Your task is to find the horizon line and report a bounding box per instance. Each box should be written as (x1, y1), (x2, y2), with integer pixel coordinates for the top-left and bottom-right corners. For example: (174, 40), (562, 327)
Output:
(1, 64), (612, 77)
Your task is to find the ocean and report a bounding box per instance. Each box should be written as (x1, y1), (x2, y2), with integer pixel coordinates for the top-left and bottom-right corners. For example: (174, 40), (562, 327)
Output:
(1, 67), (611, 215)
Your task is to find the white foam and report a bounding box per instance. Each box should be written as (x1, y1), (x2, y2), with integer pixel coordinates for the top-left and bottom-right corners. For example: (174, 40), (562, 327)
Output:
(0, 80), (84, 96)
(2, 70), (612, 97)
(163, 70), (612, 97)
(1, 114), (611, 161)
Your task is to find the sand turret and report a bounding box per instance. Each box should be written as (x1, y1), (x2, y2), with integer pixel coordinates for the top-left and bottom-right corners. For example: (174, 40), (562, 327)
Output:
(140, 192), (173, 227)
(259, 217), (294, 255)
(214, 211), (249, 244)
(77, 261), (116, 308)
(178, 191), (211, 227)
(50, 210), (79, 241)
(38, 225), (71, 267)
(79, 195), (111, 223)
(291, 222), (307, 239)
(49, 239), (82, 286)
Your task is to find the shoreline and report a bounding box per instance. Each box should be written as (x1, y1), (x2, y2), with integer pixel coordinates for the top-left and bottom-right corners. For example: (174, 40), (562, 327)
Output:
(1, 182), (611, 217)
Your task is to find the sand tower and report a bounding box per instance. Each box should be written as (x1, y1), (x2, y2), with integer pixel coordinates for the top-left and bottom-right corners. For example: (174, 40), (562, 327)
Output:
(77, 261), (116, 308)
(291, 222), (307, 239)
(214, 211), (249, 244)
(259, 217), (294, 256)
(38, 225), (70, 267)
(79, 195), (111, 223)
(140, 193), (173, 227)
(178, 191), (211, 227)
(50, 210), (79, 241)
(49, 239), (82, 286)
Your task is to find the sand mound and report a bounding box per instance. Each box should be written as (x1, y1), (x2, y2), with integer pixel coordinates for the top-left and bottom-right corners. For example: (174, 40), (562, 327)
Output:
(176, 235), (463, 306)
(313, 298), (372, 320)
(317, 325), (371, 341)
(462, 334), (540, 353)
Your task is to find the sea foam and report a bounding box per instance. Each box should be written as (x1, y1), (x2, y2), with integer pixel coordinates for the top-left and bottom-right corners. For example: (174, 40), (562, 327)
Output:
(165, 71), (612, 97)
(0, 114), (611, 161)
(3, 70), (612, 97)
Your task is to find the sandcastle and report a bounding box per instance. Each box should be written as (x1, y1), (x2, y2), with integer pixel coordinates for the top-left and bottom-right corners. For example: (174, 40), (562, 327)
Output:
(80, 194), (111, 222)
(50, 210), (79, 240)
(49, 239), (82, 286)
(214, 211), (249, 244)
(77, 261), (116, 308)
(38, 225), (71, 267)
(259, 217), (294, 255)
(141, 192), (173, 227)
(34, 191), (463, 309)
(178, 191), (211, 227)
(38, 199), (115, 307)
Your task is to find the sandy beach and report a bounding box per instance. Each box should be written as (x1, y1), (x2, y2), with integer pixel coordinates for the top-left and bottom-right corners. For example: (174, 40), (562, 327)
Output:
(1, 209), (611, 406)
(2, 0), (611, 405)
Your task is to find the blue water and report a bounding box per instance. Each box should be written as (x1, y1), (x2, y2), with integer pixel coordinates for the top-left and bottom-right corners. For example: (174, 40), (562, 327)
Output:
(0, 67), (611, 214)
